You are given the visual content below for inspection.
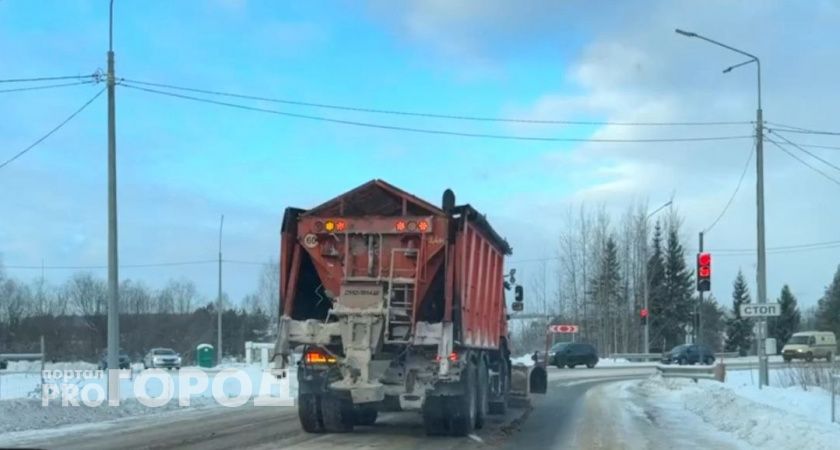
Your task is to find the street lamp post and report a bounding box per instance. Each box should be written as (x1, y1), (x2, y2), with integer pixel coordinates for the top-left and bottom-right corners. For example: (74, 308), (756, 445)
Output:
(675, 29), (768, 387)
(217, 214), (224, 366)
(642, 200), (672, 355)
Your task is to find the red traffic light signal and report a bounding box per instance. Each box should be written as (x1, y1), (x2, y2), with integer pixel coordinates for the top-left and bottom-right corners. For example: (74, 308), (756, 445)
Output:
(640, 308), (649, 318)
(697, 252), (711, 292)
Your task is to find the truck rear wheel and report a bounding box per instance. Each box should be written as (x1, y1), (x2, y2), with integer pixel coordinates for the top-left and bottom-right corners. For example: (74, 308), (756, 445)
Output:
(446, 360), (477, 437)
(298, 393), (325, 433)
(354, 405), (378, 426)
(488, 358), (509, 415)
(475, 357), (489, 430)
(422, 396), (447, 436)
(320, 394), (354, 433)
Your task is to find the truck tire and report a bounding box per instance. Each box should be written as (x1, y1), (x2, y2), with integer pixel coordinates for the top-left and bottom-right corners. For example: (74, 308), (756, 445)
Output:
(422, 396), (447, 436)
(320, 395), (354, 433)
(827, 352), (833, 362)
(446, 360), (477, 437)
(475, 357), (489, 430)
(488, 358), (509, 415)
(354, 405), (378, 426)
(806, 352), (814, 362)
(298, 393), (325, 433)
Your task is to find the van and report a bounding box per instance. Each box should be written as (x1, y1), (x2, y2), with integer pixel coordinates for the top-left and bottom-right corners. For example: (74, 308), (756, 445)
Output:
(782, 331), (837, 362)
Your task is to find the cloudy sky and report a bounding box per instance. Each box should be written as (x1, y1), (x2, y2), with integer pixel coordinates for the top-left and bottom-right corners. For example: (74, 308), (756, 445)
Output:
(1, 0), (839, 310)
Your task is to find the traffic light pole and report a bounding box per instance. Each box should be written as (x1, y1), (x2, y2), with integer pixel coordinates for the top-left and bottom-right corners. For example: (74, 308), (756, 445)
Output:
(697, 232), (704, 344)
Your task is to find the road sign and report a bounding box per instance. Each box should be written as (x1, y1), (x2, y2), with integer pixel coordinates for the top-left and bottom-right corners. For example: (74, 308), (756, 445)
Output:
(548, 324), (579, 333)
(740, 303), (781, 318)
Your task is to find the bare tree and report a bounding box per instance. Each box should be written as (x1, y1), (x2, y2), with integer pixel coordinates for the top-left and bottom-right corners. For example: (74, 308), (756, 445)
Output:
(63, 272), (107, 316)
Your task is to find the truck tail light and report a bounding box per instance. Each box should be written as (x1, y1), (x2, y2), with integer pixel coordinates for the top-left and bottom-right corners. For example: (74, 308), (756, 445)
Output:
(395, 220), (406, 232)
(335, 220), (346, 232)
(417, 220), (429, 232)
(304, 348), (336, 365)
(434, 352), (458, 363)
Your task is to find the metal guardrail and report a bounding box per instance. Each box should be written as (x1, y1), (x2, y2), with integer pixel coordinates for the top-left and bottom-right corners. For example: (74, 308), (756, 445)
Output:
(656, 363), (725, 382)
(0, 353), (43, 360)
(608, 352), (740, 361)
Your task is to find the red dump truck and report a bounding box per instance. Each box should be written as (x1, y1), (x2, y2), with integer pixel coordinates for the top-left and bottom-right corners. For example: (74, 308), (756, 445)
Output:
(273, 179), (530, 436)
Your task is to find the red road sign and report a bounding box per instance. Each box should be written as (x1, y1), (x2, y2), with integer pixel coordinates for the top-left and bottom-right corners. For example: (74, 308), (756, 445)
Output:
(548, 324), (579, 333)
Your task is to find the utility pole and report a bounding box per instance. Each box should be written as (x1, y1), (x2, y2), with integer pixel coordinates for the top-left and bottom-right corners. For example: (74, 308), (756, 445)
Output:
(217, 214), (224, 366)
(106, 0), (120, 403)
(675, 28), (767, 387)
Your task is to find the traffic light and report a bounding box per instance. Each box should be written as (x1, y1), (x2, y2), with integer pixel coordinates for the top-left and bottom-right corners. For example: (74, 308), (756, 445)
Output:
(697, 252), (711, 292)
(640, 308), (649, 325)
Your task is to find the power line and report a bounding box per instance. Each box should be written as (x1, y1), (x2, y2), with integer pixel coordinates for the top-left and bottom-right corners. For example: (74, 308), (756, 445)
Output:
(510, 239), (840, 263)
(767, 130), (840, 173)
(0, 88), (106, 170)
(765, 137), (840, 189)
(704, 146), (754, 234)
(123, 78), (753, 127)
(4, 259), (218, 270)
(122, 83), (754, 144)
(0, 74), (96, 84)
(0, 80), (96, 94)
(765, 122), (840, 136)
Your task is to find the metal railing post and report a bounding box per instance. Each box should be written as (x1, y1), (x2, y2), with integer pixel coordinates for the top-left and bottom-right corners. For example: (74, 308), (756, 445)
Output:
(832, 374), (836, 423)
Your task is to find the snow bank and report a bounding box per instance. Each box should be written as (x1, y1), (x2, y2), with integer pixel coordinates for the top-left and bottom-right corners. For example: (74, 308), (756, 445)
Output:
(638, 375), (840, 449)
(725, 368), (834, 424)
(0, 363), (298, 433)
(511, 355), (536, 366)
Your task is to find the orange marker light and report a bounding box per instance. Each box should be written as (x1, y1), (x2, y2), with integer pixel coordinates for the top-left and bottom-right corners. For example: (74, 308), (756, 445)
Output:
(325, 220), (335, 232)
(395, 220), (406, 232)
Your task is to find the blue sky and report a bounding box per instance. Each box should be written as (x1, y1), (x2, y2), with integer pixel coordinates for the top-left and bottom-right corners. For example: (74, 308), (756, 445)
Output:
(2, 0), (840, 310)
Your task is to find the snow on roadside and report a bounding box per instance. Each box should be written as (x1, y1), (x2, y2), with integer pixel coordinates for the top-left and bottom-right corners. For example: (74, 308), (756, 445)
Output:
(0, 363), (298, 434)
(724, 368), (834, 425)
(637, 374), (840, 450)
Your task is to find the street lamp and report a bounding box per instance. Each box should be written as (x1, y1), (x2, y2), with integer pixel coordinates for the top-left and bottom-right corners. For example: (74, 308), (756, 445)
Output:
(675, 28), (768, 387)
(642, 199), (672, 355)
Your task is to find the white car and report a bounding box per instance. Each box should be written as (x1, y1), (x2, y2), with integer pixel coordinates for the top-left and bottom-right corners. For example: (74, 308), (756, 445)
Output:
(143, 348), (182, 369)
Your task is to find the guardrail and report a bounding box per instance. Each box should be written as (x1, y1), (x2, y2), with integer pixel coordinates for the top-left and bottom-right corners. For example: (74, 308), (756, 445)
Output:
(656, 363), (725, 382)
(608, 352), (740, 362)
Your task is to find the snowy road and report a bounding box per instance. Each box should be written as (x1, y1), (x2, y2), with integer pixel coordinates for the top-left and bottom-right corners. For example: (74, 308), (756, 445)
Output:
(2, 364), (839, 449)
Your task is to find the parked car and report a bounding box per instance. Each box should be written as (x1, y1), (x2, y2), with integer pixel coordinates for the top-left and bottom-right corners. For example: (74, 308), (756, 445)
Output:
(549, 343), (599, 369)
(143, 348), (182, 370)
(782, 331), (836, 362)
(0, 359), (7, 370)
(661, 344), (715, 365)
(98, 351), (131, 370)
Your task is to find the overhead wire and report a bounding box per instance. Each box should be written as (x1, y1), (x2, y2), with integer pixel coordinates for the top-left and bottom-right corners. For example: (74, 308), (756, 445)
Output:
(765, 137), (840, 188)
(767, 129), (840, 173)
(0, 80), (96, 94)
(0, 88), (106, 170)
(122, 78), (753, 127)
(121, 83), (754, 144)
(703, 146), (754, 234)
(0, 74), (97, 84)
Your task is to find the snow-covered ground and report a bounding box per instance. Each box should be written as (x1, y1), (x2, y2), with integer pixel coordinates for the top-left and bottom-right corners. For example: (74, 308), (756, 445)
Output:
(635, 371), (840, 449)
(0, 360), (299, 434)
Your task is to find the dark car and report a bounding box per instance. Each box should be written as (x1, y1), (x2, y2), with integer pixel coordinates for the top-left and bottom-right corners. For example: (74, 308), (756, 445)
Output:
(98, 351), (131, 370)
(550, 343), (598, 369)
(0, 359), (6, 370)
(661, 344), (715, 365)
